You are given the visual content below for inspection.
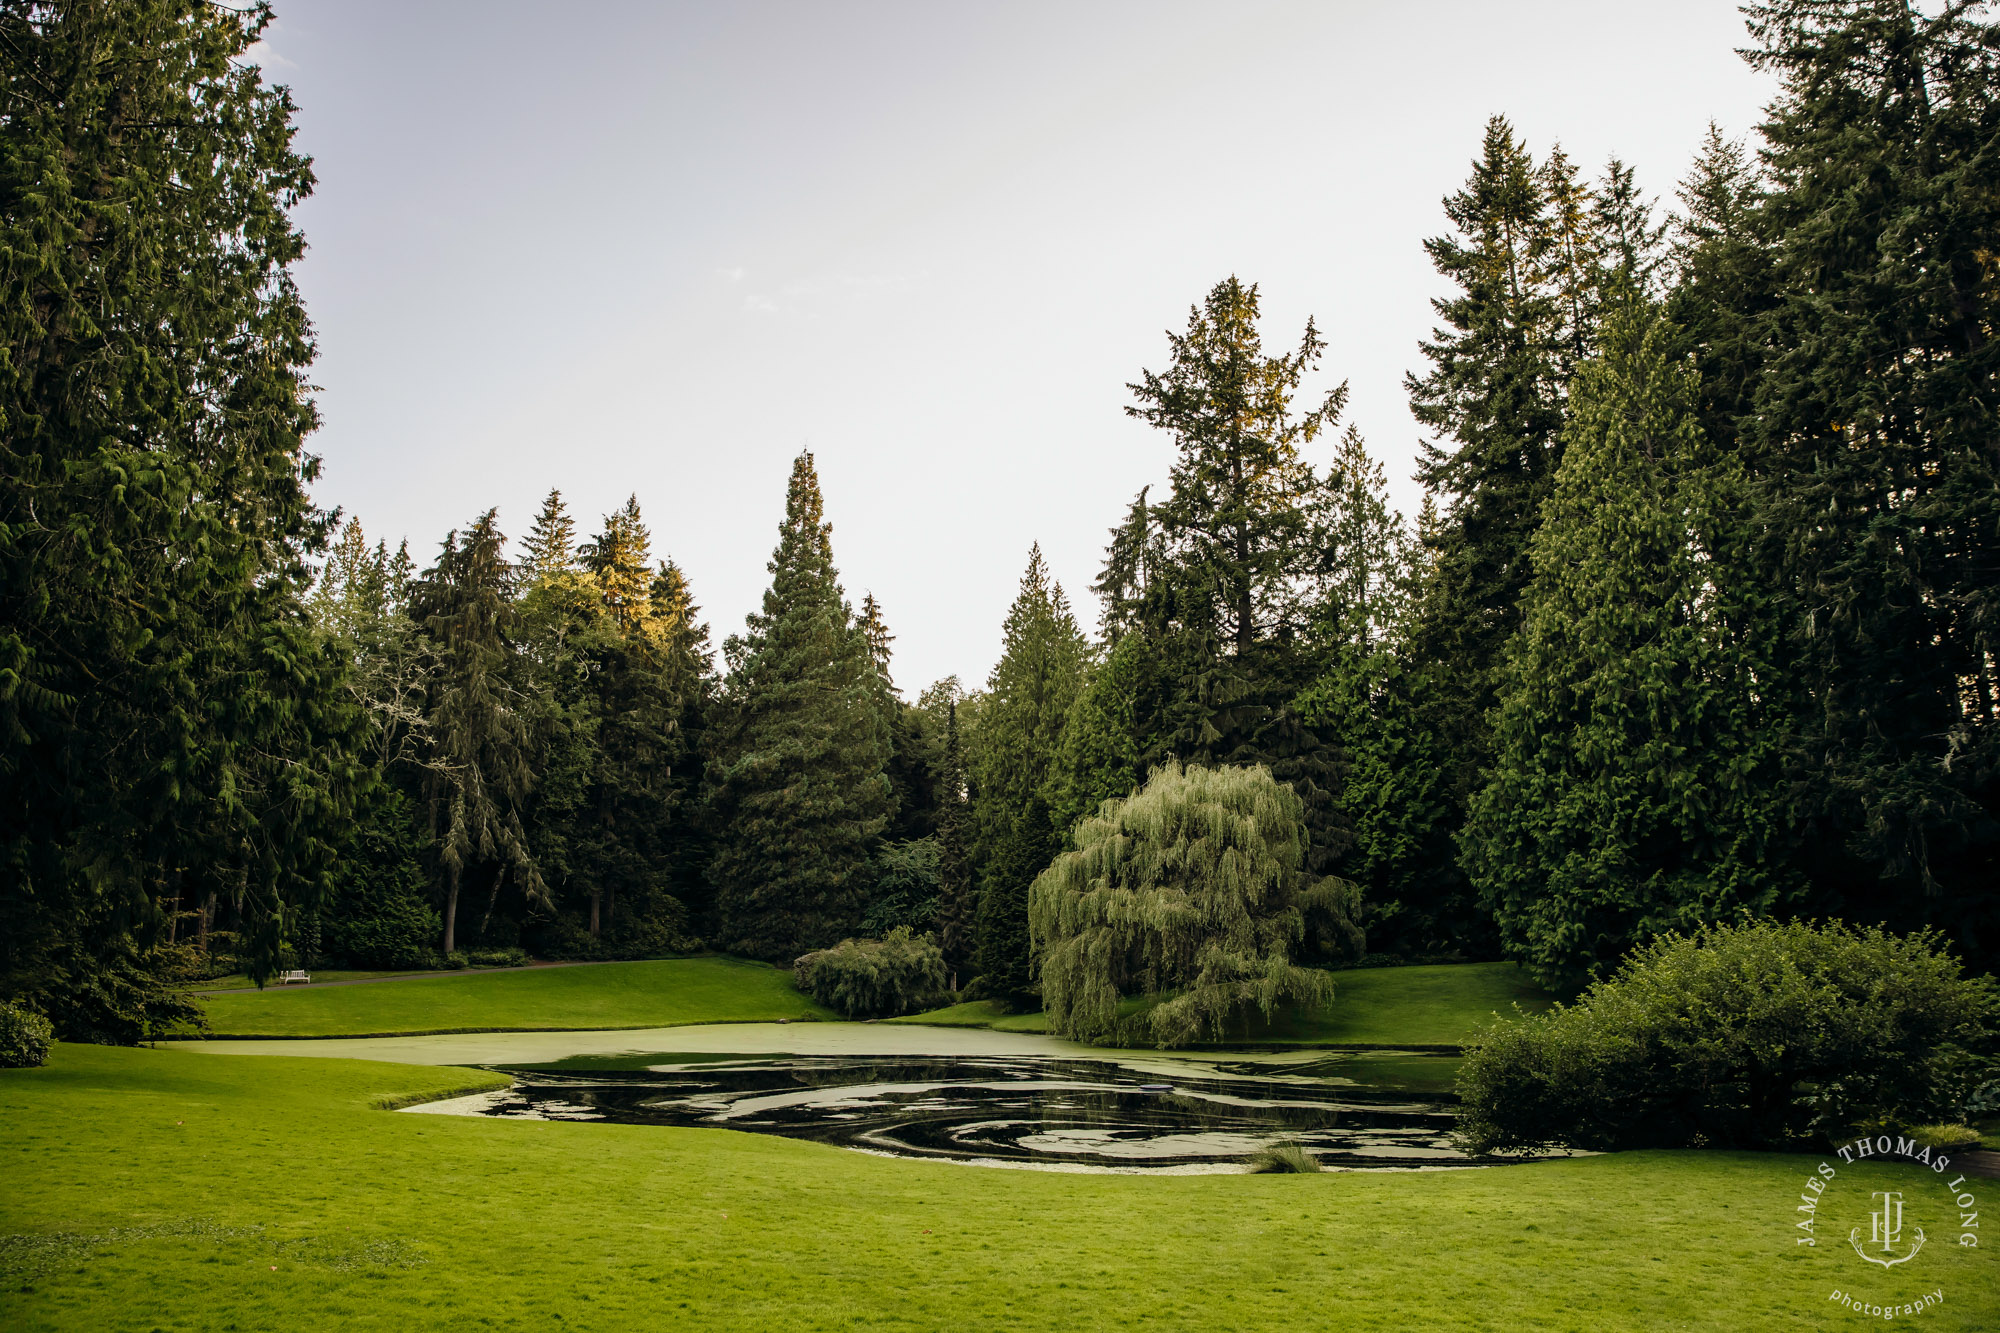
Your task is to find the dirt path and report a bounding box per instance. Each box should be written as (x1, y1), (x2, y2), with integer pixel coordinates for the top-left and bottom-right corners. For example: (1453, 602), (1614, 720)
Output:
(183, 959), (614, 997)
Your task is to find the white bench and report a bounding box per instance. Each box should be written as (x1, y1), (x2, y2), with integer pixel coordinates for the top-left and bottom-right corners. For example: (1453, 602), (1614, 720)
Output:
(277, 969), (311, 985)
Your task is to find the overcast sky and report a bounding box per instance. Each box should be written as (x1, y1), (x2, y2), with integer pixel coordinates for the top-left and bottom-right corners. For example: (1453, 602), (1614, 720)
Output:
(260, 0), (1777, 692)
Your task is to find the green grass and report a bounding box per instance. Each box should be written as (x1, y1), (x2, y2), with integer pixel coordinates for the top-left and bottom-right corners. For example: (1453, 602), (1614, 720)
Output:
(5, 1043), (1992, 1331)
(1240, 961), (1554, 1046)
(896, 962), (1552, 1047)
(191, 956), (834, 1037)
(884, 1000), (1048, 1032)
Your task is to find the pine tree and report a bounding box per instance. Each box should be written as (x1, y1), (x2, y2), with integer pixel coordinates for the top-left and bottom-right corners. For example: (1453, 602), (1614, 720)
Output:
(705, 452), (892, 959)
(1405, 117), (1571, 810)
(521, 489), (579, 583)
(1737, 0), (2000, 951)
(581, 495), (658, 640)
(0, 1), (368, 1030)
(933, 696), (975, 981)
(1295, 429), (1464, 957)
(968, 546), (1090, 989)
(1044, 632), (1148, 840)
(1127, 277), (1345, 653)
(1663, 125), (1774, 452)
(1316, 425), (1411, 650)
(1118, 277), (1356, 887)
(976, 790), (1057, 1004)
(1463, 301), (1796, 990)
(411, 511), (547, 954)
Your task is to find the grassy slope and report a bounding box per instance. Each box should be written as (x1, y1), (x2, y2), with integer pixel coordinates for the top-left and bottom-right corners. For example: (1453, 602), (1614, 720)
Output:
(5, 1045), (1992, 1332)
(895, 962), (1552, 1047)
(1243, 961), (1553, 1045)
(194, 956), (834, 1037)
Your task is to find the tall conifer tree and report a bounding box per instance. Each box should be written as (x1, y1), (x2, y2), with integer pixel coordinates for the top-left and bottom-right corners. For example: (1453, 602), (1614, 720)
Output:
(1116, 277), (1356, 887)
(969, 546), (1090, 994)
(0, 1), (367, 1030)
(933, 696), (975, 981)
(411, 512), (546, 954)
(1737, 0), (2000, 952)
(1464, 302), (1795, 990)
(706, 453), (892, 959)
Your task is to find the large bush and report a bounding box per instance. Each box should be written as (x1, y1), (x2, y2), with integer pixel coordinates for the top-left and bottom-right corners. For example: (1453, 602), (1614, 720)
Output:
(1456, 920), (1998, 1154)
(1030, 761), (1363, 1048)
(793, 927), (948, 1018)
(0, 1001), (54, 1068)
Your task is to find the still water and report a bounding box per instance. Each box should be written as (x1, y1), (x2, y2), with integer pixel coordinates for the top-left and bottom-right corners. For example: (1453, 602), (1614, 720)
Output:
(412, 1049), (1476, 1173)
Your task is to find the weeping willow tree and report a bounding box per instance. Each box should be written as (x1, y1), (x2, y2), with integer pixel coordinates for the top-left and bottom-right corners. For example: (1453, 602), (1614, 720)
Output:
(1030, 762), (1361, 1047)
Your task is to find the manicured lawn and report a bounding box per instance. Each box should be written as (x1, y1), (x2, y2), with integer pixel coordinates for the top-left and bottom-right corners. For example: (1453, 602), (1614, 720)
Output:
(4, 1044), (1991, 1331)
(1242, 961), (1554, 1046)
(191, 956), (834, 1037)
(885, 999), (1049, 1032)
(897, 962), (1553, 1047)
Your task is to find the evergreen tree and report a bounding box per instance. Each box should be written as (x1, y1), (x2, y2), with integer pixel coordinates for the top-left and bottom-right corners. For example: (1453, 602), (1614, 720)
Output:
(976, 790), (1057, 1003)
(411, 511), (546, 954)
(1405, 117), (1571, 811)
(1044, 632), (1148, 840)
(1092, 487), (1154, 645)
(968, 547), (1089, 988)
(933, 695), (975, 982)
(1295, 429), (1465, 957)
(706, 453), (892, 959)
(1663, 125), (1775, 452)
(1118, 277), (1355, 887)
(1738, 0), (2000, 953)
(581, 494), (658, 640)
(858, 591), (937, 841)
(520, 489), (579, 583)
(1128, 277), (1345, 653)
(1315, 425), (1412, 650)
(0, 0), (367, 1031)
(650, 557), (717, 923)
(1463, 301), (1796, 991)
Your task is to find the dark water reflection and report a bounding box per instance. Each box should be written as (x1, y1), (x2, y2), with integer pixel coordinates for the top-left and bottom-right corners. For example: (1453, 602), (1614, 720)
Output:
(464, 1052), (1475, 1172)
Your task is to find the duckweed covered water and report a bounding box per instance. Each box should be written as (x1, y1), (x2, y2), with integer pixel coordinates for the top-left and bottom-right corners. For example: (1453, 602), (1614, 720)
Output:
(417, 1050), (1477, 1172)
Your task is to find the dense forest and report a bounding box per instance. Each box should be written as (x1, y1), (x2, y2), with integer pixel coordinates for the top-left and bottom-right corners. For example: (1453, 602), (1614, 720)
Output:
(2, 0), (1994, 1041)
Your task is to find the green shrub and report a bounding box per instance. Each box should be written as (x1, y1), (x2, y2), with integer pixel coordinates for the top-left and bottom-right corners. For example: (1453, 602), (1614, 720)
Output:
(1456, 920), (1998, 1154)
(793, 928), (948, 1018)
(0, 1001), (55, 1068)
(466, 948), (529, 968)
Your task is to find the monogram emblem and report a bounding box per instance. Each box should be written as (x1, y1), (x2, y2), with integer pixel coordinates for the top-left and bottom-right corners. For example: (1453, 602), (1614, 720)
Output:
(1849, 1190), (1926, 1269)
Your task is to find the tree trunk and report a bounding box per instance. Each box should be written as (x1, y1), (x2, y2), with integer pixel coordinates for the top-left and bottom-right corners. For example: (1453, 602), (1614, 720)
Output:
(443, 868), (460, 955)
(478, 865), (506, 942)
(589, 886), (601, 939)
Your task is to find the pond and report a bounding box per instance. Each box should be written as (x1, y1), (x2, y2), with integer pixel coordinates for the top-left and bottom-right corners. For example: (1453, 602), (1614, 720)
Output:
(407, 1047), (1477, 1173)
